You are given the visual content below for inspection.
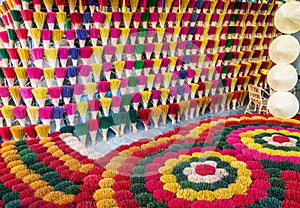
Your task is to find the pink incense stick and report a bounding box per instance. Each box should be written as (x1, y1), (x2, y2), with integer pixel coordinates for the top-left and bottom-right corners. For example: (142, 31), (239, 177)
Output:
(58, 48), (69, 67)
(2, 67), (15, 87)
(183, 84), (191, 100)
(46, 12), (56, 30)
(124, 44), (135, 60)
(78, 64), (92, 83)
(72, 84), (84, 102)
(26, 67), (43, 88)
(38, 106), (53, 125)
(197, 13), (206, 24)
(161, 58), (170, 73)
(169, 86), (177, 103)
(103, 45), (116, 62)
(131, 92), (141, 110)
(151, 89), (161, 107)
(30, 48), (44, 68)
(137, 75), (147, 91)
(97, 81), (110, 98)
(64, 29), (75, 47)
(41, 29), (52, 49)
(147, 28), (156, 43)
(88, 99), (100, 120)
(48, 86), (61, 106)
(54, 67), (67, 86)
(186, 68), (195, 84)
(92, 12), (105, 28)
(162, 42), (170, 57)
(112, 12), (122, 28)
(87, 119), (100, 145)
(0, 86), (9, 106)
(129, 28), (138, 44)
(102, 62), (113, 80)
(111, 96), (122, 113)
(150, 12), (159, 28)
(15, 28), (28, 48)
(154, 73), (163, 89)
(89, 28), (100, 46)
(143, 59), (154, 75)
(0, 31), (9, 47)
(167, 12), (176, 25)
(12, 105), (27, 126)
(110, 28), (121, 45)
(132, 12), (142, 28)
(182, 13), (192, 26)
(144, 43), (154, 59)
(64, 103), (76, 125)
(19, 87), (33, 107)
(119, 77), (129, 95)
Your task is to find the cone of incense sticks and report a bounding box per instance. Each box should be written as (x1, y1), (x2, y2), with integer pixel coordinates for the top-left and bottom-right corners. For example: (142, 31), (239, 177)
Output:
(64, 29), (75, 47)
(167, 103), (178, 124)
(26, 106), (39, 124)
(61, 85), (74, 104)
(124, 60), (134, 77)
(203, 81), (214, 97)
(113, 61), (125, 78)
(67, 0), (77, 13)
(99, 28), (109, 45)
(51, 106), (63, 132)
(54, 67), (66, 87)
(195, 98), (203, 117)
(158, 106), (168, 125)
(170, 71), (179, 87)
(226, 92), (234, 111)
(32, 87), (47, 107)
(97, 81), (110, 98)
(41, 29), (51, 49)
(70, 12), (82, 29)
(38, 106), (53, 125)
(43, 68), (55, 87)
(138, 109), (151, 131)
(109, 28), (120, 46)
(0, 49), (9, 67)
(192, 68), (202, 83)
(210, 94), (222, 114)
(0, 86), (9, 106)
(111, 96), (122, 114)
(202, 96), (211, 115)
(190, 83), (199, 99)
(74, 123), (88, 147)
(92, 12), (105, 28)
(148, 107), (161, 129)
(154, 73), (164, 90)
(57, 48), (69, 67)
(1, 106), (14, 126)
(54, 12), (66, 30)
(185, 68), (195, 84)
(103, 12), (112, 28)
(183, 84), (191, 100)
(66, 66), (78, 85)
(86, 119), (99, 145)
(134, 60), (143, 76)
(168, 56), (177, 72)
(122, 94), (131, 111)
(87, 0), (96, 14)
(78, 64), (92, 84)
(119, 78), (129, 95)
(2, 67), (15, 87)
(128, 76), (138, 93)
(33, 12), (46, 29)
(144, 43), (154, 60)
(76, 101), (88, 123)
(114, 44), (124, 61)
(103, 62), (113, 81)
(131, 92), (141, 111)
(108, 79), (120, 97)
(26, 67), (43, 88)
(64, 103), (76, 125)
(136, 75), (147, 92)
(103, 45), (115, 62)
(152, 58), (162, 74)
(20, 9), (33, 29)
(10, 126), (24, 141)
(99, 116), (111, 142)
(145, 74), (154, 91)
(44, 48), (58, 68)
(0, 126), (12, 141)
(75, 29), (88, 48)
(48, 86), (61, 106)
(88, 99), (100, 119)
(92, 46), (104, 64)
(178, 100), (190, 122)
(24, 124), (37, 139)
(143, 59), (153, 76)
(124, 44), (134, 60)
(30, 48), (43, 68)
(127, 109), (137, 133)
(159, 88), (169, 105)
(119, 111), (128, 136)
(119, 28), (130, 45)
(220, 93), (228, 112)
(129, 0), (139, 12)
(91, 63), (102, 82)
(85, 82), (97, 100)
(141, 90), (151, 109)
(207, 67), (215, 81)
(15, 28), (28, 49)
(100, 97), (112, 117)
(9, 86), (21, 106)
(52, 29), (64, 48)
(89, 28), (100, 46)
(82, 12), (91, 29)
(19, 87), (33, 107)
(72, 84), (84, 103)
(46, 12), (55, 30)
(151, 90), (161, 107)
(211, 80), (219, 96)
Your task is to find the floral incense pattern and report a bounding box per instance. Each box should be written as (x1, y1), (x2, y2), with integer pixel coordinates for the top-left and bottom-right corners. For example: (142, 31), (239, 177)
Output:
(0, 114), (300, 207)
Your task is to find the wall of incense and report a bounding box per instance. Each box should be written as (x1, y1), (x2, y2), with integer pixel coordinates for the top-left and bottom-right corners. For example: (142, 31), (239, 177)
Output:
(0, 0), (279, 145)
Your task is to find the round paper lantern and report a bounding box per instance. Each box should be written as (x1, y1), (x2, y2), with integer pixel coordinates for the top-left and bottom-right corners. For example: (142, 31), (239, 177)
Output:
(267, 92), (299, 119)
(269, 35), (300, 64)
(267, 64), (298, 92)
(275, 1), (300, 34)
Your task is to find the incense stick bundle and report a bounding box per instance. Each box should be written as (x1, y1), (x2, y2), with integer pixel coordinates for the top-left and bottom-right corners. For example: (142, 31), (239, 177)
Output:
(38, 106), (53, 125)
(85, 82), (97, 100)
(53, 106), (64, 131)
(88, 99), (100, 119)
(48, 86), (61, 106)
(10, 126), (25, 141)
(138, 109), (151, 131)
(1, 106), (14, 126)
(32, 87), (48, 107)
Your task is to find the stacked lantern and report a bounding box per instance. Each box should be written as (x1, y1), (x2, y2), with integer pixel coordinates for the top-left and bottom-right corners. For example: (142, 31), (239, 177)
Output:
(0, 0), (280, 145)
(267, 1), (300, 119)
